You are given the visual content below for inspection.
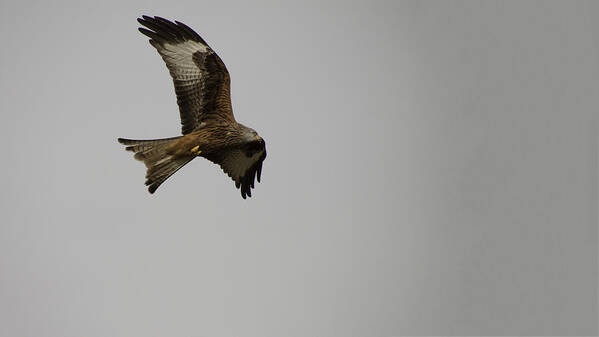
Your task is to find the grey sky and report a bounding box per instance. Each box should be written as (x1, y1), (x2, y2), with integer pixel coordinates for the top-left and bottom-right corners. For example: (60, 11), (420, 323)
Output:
(0, 1), (597, 336)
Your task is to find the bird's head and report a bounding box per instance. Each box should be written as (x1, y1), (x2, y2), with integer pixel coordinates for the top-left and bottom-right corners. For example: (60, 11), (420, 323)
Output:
(237, 123), (265, 158)
(238, 123), (264, 143)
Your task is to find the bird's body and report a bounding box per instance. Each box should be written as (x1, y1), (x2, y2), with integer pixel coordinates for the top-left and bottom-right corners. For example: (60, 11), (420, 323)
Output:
(118, 16), (266, 199)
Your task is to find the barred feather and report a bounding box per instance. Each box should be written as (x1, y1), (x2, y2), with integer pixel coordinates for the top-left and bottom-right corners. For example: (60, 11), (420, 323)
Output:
(118, 137), (194, 193)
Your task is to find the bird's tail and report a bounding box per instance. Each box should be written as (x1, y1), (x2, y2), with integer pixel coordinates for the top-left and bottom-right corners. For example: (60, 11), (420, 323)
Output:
(118, 137), (194, 193)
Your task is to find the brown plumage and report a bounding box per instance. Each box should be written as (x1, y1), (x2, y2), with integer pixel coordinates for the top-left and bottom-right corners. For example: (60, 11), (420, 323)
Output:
(117, 16), (266, 199)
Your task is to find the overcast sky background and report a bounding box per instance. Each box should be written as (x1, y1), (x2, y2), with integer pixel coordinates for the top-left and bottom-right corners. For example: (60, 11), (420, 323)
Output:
(0, 1), (597, 336)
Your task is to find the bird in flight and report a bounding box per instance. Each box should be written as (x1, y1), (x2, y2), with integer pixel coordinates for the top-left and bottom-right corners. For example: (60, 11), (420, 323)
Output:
(118, 16), (266, 199)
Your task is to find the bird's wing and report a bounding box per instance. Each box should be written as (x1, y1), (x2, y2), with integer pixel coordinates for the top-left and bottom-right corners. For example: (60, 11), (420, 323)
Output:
(206, 143), (267, 199)
(138, 16), (234, 134)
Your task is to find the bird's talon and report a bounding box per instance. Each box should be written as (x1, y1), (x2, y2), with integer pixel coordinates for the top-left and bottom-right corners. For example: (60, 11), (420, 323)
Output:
(190, 145), (201, 154)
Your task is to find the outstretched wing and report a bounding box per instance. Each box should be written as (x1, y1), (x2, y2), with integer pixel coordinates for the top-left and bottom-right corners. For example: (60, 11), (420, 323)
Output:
(206, 141), (267, 199)
(138, 16), (234, 134)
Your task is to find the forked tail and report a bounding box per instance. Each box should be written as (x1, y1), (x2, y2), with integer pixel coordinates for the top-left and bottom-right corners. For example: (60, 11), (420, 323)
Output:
(117, 137), (194, 193)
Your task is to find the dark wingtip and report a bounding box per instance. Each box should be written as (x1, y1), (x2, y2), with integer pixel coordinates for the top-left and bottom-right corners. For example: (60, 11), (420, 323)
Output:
(138, 16), (205, 45)
(140, 15), (156, 24)
(241, 183), (252, 199)
(257, 165), (262, 183)
(138, 27), (157, 40)
(118, 138), (137, 146)
(174, 20), (207, 44)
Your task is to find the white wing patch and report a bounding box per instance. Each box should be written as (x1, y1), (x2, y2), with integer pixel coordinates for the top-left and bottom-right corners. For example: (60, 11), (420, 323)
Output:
(151, 40), (208, 80)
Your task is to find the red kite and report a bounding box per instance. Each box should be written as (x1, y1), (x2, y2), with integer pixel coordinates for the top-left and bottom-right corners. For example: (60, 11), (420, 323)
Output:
(118, 16), (266, 199)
